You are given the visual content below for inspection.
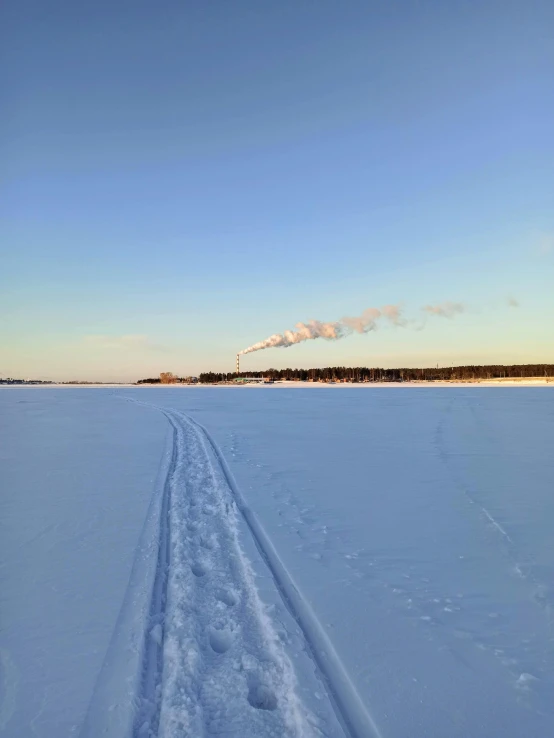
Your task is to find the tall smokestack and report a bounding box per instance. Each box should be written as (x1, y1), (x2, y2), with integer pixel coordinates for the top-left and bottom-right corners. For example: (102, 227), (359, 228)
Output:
(236, 354), (240, 374)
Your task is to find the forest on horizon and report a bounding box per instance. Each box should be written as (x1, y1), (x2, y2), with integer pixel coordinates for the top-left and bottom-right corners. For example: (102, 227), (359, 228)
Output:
(136, 364), (554, 384)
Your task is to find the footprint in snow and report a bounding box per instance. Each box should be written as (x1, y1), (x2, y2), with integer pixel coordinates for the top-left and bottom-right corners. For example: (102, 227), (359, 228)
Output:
(191, 560), (211, 578)
(208, 626), (234, 654)
(247, 680), (278, 711)
(198, 533), (216, 550)
(215, 588), (239, 607)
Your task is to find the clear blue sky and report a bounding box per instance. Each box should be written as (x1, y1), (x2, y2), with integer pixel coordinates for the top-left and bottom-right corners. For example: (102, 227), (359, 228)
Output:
(1, 0), (553, 380)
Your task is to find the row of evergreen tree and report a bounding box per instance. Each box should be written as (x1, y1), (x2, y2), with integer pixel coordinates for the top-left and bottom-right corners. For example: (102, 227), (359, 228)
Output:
(196, 364), (554, 383)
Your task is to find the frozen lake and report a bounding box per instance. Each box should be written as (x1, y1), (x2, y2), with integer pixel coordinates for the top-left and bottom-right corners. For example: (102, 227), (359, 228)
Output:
(1, 386), (553, 737)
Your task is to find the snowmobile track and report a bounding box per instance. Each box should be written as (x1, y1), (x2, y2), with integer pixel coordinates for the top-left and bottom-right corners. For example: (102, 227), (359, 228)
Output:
(128, 400), (381, 738)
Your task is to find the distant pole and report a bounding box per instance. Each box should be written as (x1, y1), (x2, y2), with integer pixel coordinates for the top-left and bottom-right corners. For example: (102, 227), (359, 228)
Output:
(236, 354), (240, 374)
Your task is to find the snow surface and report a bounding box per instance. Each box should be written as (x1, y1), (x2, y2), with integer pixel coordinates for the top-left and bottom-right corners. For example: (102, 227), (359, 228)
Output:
(0, 390), (169, 737)
(1, 386), (553, 738)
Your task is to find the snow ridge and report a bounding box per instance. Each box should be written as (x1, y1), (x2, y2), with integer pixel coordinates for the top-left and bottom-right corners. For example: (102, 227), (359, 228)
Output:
(131, 418), (175, 736)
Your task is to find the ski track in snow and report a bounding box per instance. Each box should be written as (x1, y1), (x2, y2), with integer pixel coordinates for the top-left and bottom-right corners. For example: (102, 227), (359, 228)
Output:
(433, 398), (554, 698)
(126, 401), (377, 738)
(436, 398), (554, 614)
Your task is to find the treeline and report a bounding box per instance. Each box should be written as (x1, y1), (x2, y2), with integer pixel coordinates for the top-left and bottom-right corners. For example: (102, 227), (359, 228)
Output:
(136, 373), (198, 384)
(0, 378), (53, 384)
(198, 364), (554, 383)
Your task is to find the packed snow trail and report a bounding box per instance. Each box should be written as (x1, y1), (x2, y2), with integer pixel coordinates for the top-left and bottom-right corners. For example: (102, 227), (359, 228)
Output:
(122, 402), (375, 738)
(183, 410), (383, 738)
(133, 407), (309, 737)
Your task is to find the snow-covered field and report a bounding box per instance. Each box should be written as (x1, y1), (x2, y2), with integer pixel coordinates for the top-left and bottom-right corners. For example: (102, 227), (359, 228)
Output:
(1, 387), (553, 738)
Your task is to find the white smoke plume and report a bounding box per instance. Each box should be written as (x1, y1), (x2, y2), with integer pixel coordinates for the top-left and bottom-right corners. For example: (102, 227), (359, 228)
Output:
(422, 301), (465, 318)
(239, 304), (404, 356)
(341, 307), (381, 334)
(381, 304), (406, 326)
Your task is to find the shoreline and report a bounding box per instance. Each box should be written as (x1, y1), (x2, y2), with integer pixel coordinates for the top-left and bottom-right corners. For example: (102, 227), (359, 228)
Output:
(2, 379), (553, 389)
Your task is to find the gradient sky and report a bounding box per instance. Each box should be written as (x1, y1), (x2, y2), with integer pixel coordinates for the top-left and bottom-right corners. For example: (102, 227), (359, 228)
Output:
(1, 0), (553, 381)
